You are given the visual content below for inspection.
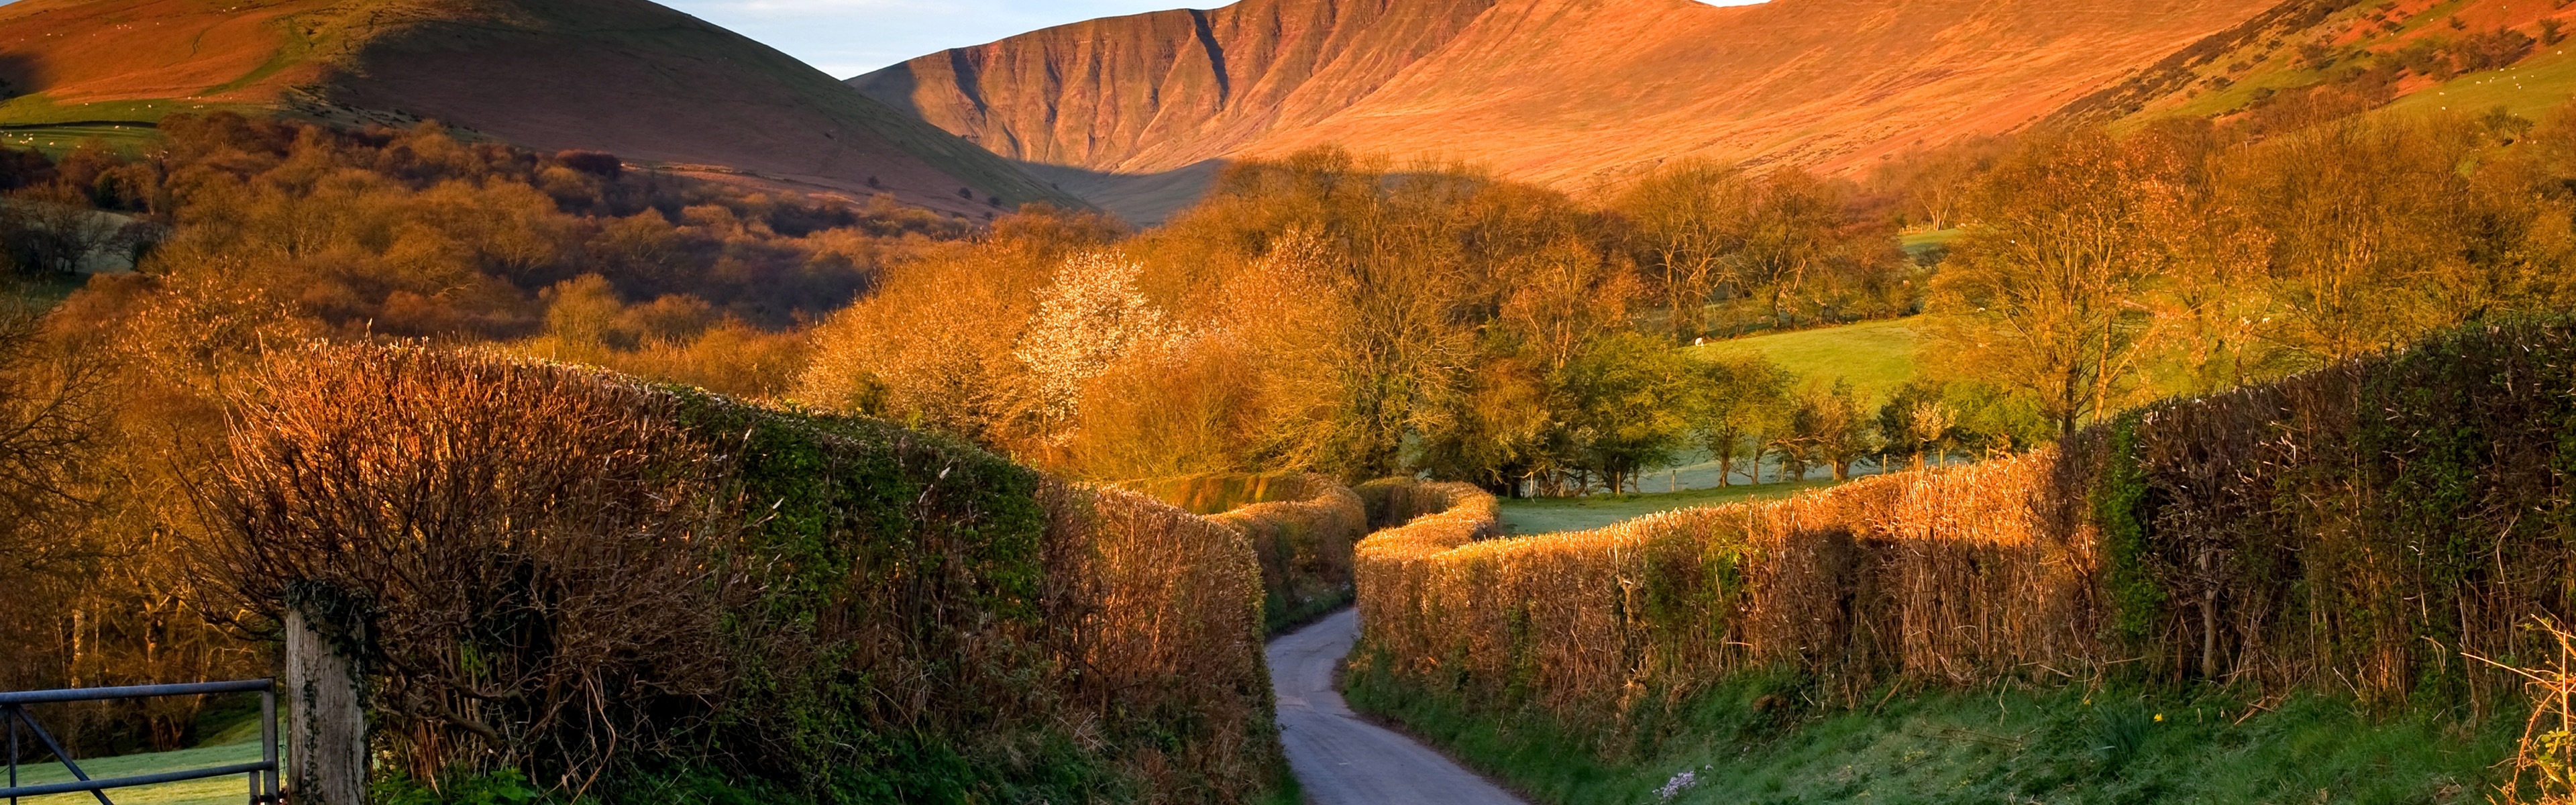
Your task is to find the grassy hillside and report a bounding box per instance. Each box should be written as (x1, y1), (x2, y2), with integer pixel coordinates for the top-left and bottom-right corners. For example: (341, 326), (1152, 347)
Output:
(1686, 318), (1921, 403)
(2073, 0), (2576, 128)
(0, 0), (1082, 213)
(2385, 44), (2576, 119)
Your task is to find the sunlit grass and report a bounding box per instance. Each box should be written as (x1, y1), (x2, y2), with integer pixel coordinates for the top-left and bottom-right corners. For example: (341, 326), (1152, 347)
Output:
(2387, 45), (2576, 121)
(1686, 317), (1919, 403)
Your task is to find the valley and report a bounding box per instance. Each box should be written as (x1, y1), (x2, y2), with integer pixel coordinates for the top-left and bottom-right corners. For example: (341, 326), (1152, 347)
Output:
(4, 0), (2576, 803)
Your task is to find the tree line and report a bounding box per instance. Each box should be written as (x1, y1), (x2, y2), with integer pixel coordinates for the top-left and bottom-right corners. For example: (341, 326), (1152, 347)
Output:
(802, 149), (1998, 496)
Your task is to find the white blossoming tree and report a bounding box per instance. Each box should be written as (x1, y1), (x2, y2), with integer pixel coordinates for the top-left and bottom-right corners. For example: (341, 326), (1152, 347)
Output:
(1014, 250), (1180, 432)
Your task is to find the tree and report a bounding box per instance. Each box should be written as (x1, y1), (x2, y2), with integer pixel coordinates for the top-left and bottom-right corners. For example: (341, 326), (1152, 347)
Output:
(1557, 331), (1699, 495)
(1876, 378), (1957, 469)
(1688, 354), (1790, 486)
(1617, 160), (1751, 340)
(1928, 129), (2180, 438)
(2215, 115), (2486, 368)
(1, 184), (129, 276)
(1868, 136), (2012, 231)
(1014, 250), (1179, 430)
(1788, 380), (1876, 482)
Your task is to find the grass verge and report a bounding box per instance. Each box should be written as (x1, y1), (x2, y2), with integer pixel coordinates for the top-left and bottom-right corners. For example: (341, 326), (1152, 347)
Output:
(1345, 652), (2519, 805)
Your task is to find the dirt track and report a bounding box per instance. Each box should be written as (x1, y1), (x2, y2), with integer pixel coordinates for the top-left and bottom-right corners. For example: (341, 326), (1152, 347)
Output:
(1267, 609), (1529, 805)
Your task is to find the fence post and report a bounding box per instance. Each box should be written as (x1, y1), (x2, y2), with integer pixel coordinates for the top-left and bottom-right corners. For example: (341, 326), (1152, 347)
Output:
(285, 606), (366, 805)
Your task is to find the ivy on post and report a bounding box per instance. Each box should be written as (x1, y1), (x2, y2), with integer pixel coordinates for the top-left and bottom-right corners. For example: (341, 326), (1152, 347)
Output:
(284, 582), (368, 805)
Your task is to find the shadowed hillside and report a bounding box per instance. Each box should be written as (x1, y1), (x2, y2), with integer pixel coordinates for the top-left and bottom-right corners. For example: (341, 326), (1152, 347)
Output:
(856, 0), (2288, 220)
(0, 0), (1082, 215)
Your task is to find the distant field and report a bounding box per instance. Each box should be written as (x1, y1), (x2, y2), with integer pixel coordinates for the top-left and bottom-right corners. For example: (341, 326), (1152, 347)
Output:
(1898, 227), (1962, 259)
(1499, 478), (1845, 535)
(1686, 317), (1921, 403)
(0, 97), (244, 154)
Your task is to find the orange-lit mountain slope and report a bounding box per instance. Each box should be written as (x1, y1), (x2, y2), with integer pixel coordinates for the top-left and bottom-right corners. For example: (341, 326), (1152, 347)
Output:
(857, 0), (2290, 219)
(0, 0), (1079, 215)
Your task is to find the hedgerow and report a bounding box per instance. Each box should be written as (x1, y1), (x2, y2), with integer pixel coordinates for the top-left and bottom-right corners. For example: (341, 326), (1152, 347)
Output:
(1352, 318), (2576, 744)
(1122, 473), (1368, 633)
(211, 345), (1279, 803)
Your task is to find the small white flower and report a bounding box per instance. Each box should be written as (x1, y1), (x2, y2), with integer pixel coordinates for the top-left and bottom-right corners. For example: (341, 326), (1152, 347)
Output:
(1656, 769), (1699, 801)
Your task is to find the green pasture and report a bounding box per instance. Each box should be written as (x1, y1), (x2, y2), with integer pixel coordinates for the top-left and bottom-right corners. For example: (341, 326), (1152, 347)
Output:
(0, 97), (246, 155)
(1687, 317), (1921, 404)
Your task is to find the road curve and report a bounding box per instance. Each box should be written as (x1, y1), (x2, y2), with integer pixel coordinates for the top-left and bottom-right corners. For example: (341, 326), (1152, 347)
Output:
(1267, 609), (1529, 805)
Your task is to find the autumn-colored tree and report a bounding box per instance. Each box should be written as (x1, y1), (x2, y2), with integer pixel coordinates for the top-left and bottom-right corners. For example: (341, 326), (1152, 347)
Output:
(1617, 159), (1750, 339)
(1929, 129), (2182, 438)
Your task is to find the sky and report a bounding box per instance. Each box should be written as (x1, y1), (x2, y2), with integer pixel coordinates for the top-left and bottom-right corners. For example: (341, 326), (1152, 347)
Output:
(659, 0), (1767, 80)
(660, 1), (1220, 78)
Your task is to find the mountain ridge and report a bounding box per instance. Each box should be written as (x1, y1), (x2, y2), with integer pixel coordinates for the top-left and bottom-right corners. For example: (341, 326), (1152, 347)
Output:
(857, 0), (2297, 220)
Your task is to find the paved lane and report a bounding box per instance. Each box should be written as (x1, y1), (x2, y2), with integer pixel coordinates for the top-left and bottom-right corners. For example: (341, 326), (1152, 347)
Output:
(1267, 609), (1529, 805)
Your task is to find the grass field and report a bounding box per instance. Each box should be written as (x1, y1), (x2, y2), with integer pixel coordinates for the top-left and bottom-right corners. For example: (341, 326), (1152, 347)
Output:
(1686, 317), (1920, 404)
(9, 737), (270, 805)
(0, 97), (244, 155)
(1346, 665), (2521, 805)
(1498, 479), (1845, 535)
(1898, 227), (1962, 260)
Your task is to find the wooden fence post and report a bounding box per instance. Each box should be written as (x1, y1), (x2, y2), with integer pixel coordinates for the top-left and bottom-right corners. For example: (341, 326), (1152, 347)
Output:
(286, 606), (366, 805)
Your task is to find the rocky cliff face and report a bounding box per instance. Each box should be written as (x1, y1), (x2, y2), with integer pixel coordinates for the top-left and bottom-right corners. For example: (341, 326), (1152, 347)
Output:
(859, 0), (2290, 219)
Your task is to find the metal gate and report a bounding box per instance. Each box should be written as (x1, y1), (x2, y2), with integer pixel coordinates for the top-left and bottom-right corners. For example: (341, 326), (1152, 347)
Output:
(1, 680), (280, 805)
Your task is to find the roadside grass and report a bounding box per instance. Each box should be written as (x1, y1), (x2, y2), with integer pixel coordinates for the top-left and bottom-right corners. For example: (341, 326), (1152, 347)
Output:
(1498, 479), (1843, 535)
(1346, 659), (2518, 805)
(1686, 318), (1918, 405)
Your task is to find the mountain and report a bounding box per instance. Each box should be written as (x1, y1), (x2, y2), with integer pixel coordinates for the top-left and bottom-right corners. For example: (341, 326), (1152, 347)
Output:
(851, 0), (2306, 221)
(0, 0), (1082, 215)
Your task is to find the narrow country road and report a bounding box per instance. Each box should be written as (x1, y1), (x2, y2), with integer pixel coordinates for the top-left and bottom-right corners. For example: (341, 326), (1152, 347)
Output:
(1267, 609), (1531, 805)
